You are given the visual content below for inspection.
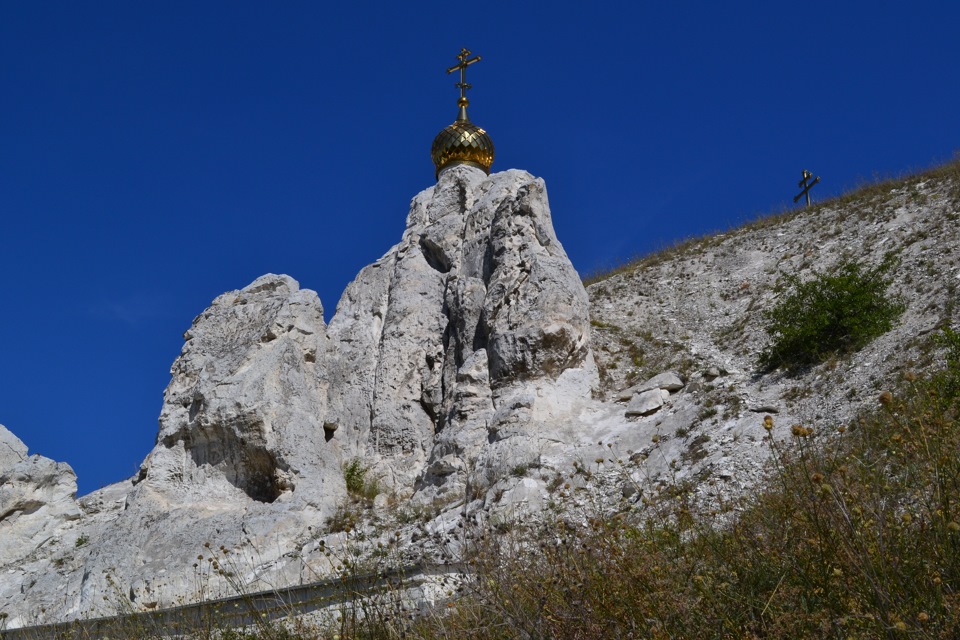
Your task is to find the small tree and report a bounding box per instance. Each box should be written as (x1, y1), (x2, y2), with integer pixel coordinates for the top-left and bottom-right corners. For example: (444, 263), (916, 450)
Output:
(759, 255), (904, 373)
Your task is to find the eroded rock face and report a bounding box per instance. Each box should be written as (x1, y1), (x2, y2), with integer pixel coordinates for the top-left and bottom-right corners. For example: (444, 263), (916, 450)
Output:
(0, 167), (599, 625)
(142, 273), (338, 504)
(69, 275), (345, 620)
(4, 163), (957, 630)
(326, 166), (597, 495)
(0, 425), (80, 567)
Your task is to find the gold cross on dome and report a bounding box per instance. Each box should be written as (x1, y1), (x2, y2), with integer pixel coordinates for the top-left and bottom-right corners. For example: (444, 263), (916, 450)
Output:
(446, 48), (482, 105)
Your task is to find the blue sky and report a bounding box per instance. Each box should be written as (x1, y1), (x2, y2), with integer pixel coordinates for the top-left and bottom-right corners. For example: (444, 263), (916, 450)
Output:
(2, 1), (958, 495)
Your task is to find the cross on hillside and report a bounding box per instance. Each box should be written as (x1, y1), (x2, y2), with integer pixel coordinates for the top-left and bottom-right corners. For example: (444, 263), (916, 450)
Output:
(794, 169), (821, 207)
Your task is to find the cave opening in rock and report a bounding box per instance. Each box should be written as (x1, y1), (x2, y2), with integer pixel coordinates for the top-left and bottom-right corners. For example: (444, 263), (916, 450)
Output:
(186, 424), (287, 503)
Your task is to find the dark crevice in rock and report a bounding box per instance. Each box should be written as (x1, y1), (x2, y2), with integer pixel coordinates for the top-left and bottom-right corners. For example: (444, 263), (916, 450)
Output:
(481, 240), (495, 283)
(457, 179), (468, 213)
(472, 313), (489, 354)
(419, 396), (440, 432)
(188, 397), (203, 423)
(421, 347), (443, 434)
(0, 501), (43, 523)
(419, 235), (452, 273)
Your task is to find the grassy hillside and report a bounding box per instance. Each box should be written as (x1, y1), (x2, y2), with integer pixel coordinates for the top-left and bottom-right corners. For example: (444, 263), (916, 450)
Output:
(584, 158), (960, 403)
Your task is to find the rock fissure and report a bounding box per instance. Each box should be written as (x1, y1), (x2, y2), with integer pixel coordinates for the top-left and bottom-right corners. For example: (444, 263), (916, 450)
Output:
(0, 501), (43, 524)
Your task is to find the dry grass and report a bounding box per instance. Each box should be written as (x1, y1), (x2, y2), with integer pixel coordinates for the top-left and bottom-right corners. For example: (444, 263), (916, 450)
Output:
(146, 334), (960, 639)
(407, 354), (960, 638)
(583, 157), (960, 287)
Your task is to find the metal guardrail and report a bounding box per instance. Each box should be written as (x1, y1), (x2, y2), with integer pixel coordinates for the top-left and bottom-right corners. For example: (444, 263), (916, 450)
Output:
(0, 563), (464, 639)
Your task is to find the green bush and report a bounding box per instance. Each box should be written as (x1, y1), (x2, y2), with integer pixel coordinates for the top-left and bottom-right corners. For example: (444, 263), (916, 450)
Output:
(343, 457), (379, 500)
(759, 255), (904, 373)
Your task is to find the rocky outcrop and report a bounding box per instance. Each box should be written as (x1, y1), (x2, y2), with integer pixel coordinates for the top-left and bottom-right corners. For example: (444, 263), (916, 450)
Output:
(586, 169), (960, 507)
(326, 166), (596, 497)
(0, 425), (80, 567)
(8, 163), (954, 629)
(0, 166), (600, 625)
(0, 425), (84, 628)
(59, 275), (342, 621)
(141, 273), (337, 505)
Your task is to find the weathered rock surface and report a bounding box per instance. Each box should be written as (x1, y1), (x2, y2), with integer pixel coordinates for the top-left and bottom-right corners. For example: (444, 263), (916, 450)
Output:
(617, 371), (685, 401)
(325, 166), (596, 499)
(0, 166), (599, 625)
(588, 169), (960, 505)
(0, 425), (80, 567)
(63, 276), (339, 618)
(625, 388), (670, 416)
(142, 273), (337, 505)
(2, 165), (958, 629)
(0, 425), (84, 627)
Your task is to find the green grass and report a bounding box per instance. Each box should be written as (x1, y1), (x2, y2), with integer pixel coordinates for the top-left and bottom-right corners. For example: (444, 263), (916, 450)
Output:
(343, 457), (379, 501)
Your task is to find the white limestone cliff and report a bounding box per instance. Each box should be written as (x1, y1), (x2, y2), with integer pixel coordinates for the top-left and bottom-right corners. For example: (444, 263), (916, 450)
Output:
(0, 425), (81, 568)
(326, 166), (596, 501)
(4, 164), (956, 629)
(0, 425), (82, 627)
(0, 166), (600, 625)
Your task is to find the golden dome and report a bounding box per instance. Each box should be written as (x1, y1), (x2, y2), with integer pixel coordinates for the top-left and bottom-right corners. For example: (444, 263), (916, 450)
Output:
(431, 49), (495, 179)
(431, 104), (495, 178)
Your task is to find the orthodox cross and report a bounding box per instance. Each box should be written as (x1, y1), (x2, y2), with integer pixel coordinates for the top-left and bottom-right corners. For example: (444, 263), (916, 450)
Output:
(447, 48), (482, 105)
(793, 169), (821, 207)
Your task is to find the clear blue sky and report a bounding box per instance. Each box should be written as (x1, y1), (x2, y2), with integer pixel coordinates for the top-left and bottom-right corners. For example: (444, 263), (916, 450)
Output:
(2, 1), (958, 495)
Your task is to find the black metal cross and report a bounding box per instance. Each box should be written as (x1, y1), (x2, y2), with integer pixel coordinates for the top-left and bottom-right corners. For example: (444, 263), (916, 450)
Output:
(794, 169), (821, 207)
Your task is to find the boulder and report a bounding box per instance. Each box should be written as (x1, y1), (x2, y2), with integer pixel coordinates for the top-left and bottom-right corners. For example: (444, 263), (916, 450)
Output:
(638, 371), (685, 393)
(625, 389), (671, 416)
(618, 371), (685, 401)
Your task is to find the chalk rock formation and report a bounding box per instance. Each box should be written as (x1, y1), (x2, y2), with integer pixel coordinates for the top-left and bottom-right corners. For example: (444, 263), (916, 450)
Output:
(326, 166), (596, 500)
(4, 159), (958, 630)
(0, 425), (80, 567)
(0, 424), (83, 629)
(0, 166), (599, 625)
(65, 275), (342, 618)
(142, 273), (337, 504)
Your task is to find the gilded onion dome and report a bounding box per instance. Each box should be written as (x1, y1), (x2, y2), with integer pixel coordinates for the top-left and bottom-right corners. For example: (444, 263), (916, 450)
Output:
(431, 49), (495, 179)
